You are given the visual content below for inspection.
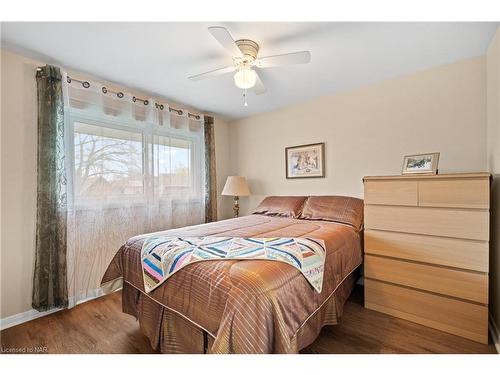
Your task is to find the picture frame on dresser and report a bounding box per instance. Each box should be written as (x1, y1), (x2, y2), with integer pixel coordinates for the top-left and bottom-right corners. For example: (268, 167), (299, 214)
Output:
(401, 152), (440, 175)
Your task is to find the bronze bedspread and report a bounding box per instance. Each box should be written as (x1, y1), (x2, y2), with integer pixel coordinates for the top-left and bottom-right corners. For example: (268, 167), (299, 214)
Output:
(102, 214), (362, 353)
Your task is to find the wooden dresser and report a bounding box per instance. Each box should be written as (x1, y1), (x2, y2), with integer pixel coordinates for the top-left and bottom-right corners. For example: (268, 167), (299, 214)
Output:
(363, 173), (490, 344)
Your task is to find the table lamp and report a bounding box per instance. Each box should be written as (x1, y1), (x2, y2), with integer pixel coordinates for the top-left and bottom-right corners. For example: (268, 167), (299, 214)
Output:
(222, 176), (250, 217)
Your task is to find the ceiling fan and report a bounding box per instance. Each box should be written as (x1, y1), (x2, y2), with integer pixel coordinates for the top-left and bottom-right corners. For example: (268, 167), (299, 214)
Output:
(188, 26), (311, 106)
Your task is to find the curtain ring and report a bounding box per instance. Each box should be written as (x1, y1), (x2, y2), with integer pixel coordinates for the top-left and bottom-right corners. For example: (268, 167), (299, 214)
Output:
(144, 100), (149, 106)
(160, 104), (164, 110)
(67, 76), (72, 83)
(102, 87), (108, 94)
(132, 96), (137, 102)
(82, 81), (90, 88)
(117, 92), (124, 98)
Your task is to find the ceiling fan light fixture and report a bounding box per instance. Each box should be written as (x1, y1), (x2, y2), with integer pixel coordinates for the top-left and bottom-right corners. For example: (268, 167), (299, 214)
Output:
(234, 67), (257, 89)
(189, 26), (311, 98)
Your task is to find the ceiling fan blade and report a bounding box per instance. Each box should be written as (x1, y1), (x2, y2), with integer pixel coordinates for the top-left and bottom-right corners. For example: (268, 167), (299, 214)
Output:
(253, 71), (266, 95)
(208, 26), (243, 58)
(188, 65), (236, 81)
(256, 51), (311, 68)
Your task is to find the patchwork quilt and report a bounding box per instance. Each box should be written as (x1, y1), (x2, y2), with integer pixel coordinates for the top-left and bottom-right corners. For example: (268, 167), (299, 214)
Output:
(141, 236), (326, 293)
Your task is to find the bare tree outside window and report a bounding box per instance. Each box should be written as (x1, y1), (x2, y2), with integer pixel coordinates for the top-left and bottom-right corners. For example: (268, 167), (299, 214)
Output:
(74, 123), (143, 198)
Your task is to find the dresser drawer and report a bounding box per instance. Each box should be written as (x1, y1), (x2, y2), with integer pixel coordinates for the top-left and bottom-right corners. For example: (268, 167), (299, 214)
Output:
(365, 279), (488, 344)
(364, 229), (488, 272)
(418, 178), (490, 209)
(364, 205), (489, 241)
(365, 255), (488, 304)
(364, 180), (417, 206)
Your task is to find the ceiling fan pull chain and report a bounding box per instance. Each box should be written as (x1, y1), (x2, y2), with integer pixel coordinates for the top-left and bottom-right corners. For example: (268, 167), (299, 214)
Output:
(243, 89), (248, 107)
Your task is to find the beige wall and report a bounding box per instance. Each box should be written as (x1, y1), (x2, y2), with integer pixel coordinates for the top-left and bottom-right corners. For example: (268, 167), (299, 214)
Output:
(1, 50), (40, 319)
(487, 27), (500, 332)
(0, 49), (231, 319)
(228, 57), (487, 216)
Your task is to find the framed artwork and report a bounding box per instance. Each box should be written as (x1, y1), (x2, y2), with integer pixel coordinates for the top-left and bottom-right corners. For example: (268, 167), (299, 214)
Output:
(401, 152), (440, 175)
(285, 142), (325, 179)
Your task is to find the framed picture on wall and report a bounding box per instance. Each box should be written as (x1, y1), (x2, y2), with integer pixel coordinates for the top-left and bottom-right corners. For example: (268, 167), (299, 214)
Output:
(285, 143), (325, 179)
(401, 152), (440, 175)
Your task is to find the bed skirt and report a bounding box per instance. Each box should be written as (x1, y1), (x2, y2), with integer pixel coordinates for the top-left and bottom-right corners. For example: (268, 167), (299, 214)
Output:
(121, 269), (359, 354)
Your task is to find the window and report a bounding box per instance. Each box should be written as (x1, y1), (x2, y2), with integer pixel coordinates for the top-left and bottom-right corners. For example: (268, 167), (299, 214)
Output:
(74, 122), (144, 200)
(69, 113), (203, 208)
(154, 136), (193, 196)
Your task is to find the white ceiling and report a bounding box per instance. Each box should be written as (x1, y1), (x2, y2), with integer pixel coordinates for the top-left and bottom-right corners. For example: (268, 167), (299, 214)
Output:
(1, 22), (498, 119)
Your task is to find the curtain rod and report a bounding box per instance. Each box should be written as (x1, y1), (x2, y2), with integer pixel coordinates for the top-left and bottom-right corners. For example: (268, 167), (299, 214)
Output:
(155, 103), (200, 119)
(62, 73), (203, 120)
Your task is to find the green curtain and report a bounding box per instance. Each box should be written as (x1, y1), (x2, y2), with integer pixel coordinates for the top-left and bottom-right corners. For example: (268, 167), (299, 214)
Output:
(32, 65), (68, 311)
(204, 116), (217, 222)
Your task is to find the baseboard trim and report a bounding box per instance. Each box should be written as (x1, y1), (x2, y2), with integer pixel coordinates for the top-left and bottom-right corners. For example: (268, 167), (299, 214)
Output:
(0, 307), (64, 331)
(0, 287), (121, 331)
(489, 313), (500, 354)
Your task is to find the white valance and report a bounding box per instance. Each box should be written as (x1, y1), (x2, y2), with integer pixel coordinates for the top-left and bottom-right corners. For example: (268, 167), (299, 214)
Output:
(62, 72), (204, 132)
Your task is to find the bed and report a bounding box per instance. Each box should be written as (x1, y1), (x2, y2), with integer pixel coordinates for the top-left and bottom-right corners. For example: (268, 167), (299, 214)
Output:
(101, 195), (363, 354)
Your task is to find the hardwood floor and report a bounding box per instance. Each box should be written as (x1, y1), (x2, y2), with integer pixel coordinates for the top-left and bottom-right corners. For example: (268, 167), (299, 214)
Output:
(302, 287), (497, 354)
(1, 286), (497, 354)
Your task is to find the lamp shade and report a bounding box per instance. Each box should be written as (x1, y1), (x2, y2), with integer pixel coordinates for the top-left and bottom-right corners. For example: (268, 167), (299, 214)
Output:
(222, 176), (250, 197)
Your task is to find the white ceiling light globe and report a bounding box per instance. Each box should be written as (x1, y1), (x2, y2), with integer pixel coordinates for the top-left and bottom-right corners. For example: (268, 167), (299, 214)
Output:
(234, 67), (257, 89)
